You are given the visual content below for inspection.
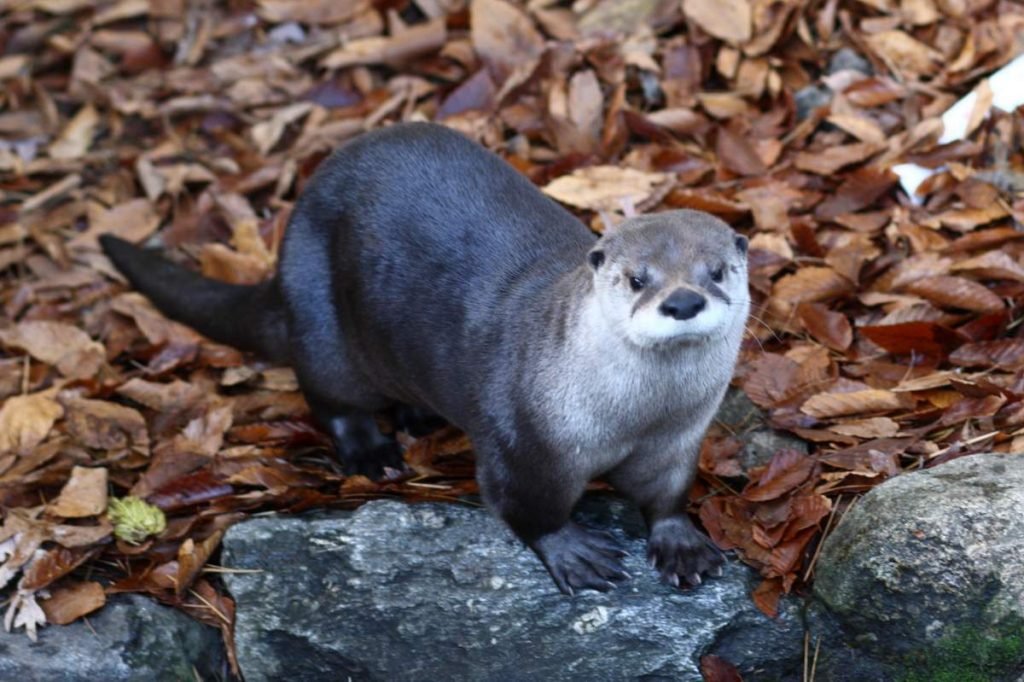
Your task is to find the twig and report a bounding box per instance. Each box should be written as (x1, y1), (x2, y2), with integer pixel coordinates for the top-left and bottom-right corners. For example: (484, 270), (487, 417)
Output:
(186, 588), (231, 626)
(802, 495), (841, 582)
(926, 431), (999, 460)
(810, 635), (822, 681)
(201, 565), (264, 575)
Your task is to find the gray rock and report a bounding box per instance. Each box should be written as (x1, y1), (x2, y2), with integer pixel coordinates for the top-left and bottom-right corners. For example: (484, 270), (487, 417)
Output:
(222, 498), (806, 681)
(813, 453), (1024, 680)
(826, 48), (873, 76)
(716, 388), (809, 470)
(0, 594), (227, 682)
(794, 85), (832, 121)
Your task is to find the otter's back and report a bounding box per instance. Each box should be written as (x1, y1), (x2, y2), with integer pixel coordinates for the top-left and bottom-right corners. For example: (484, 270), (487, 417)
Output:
(279, 123), (594, 413)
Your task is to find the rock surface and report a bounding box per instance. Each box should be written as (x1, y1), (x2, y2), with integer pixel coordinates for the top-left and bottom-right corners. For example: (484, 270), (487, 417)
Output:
(222, 497), (806, 681)
(0, 594), (227, 682)
(716, 387), (809, 470)
(813, 453), (1024, 680)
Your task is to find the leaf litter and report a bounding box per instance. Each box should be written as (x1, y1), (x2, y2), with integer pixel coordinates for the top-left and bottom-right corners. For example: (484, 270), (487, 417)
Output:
(1, 0), (1023, 673)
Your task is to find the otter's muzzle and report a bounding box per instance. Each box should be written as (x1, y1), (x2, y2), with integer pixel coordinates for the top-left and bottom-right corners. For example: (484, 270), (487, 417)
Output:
(659, 290), (706, 320)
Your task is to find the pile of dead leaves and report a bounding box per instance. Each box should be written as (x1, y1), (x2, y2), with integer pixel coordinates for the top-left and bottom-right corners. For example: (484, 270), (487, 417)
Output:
(1, 0), (1023, 670)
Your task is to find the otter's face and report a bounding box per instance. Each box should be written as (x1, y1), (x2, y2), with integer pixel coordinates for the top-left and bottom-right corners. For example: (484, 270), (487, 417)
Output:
(587, 210), (749, 349)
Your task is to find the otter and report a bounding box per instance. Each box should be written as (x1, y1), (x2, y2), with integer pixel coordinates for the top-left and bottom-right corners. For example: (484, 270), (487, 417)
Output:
(101, 122), (750, 594)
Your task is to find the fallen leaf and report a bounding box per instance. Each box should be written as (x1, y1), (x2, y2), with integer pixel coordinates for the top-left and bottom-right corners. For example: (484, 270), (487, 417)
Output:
(48, 104), (100, 160)
(0, 390), (64, 453)
(470, 0), (544, 84)
(70, 199), (161, 249)
(949, 339), (1024, 370)
(903, 275), (1005, 313)
(682, 0), (751, 44)
(542, 166), (669, 213)
(772, 267), (853, 310)
(860, 322), (964, 360)
(62, 397), (149, 453)
(801, 389), (904, 418)
(830, 417), (900, 438)
(793, 142), (884, 175)
(864, 30), (941, 78)
(0, 321), (105, 380)
(116, 378), (205, 411)
(743, 449), (815, 501)
(700, 653), (744, 681)
(40, 581), (106, 625)
(797, 303), (853, 351)
(751, 577), (783, 618)
(175, 530), (224, 597)
(47, 466), (109, 518)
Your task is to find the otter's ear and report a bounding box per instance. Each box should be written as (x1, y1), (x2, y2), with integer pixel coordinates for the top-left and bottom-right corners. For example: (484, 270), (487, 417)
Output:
(734, 235), (748, 255)
(588, 249), (605, 270)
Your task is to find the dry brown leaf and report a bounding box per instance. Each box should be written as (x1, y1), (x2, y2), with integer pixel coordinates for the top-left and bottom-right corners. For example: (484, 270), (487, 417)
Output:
(0, 389), (64, 453)
(47, 466), (109, 518)
(70, 199), (161, 249)
(801, 389), (904, 418)
(949, 251), (1024, 282)
(830, 417), (900, 438)
(200, 244), (271, 285)
(321, 19), (447, 70)
(256, 0), (370, 24)
(175, 530), (224, 597)
(949, 339), (1024, 370)
(542, 166), (669, 213)
(796, 303), (853, 352)
(470, 0), (544, 84)
(902, 275), (1005, 313)
(772, 267), (853, 311)
(964, 79), (993, 138)
(716, 127), (766, 176)
(825, 114), (886, 145)
(864, 30), (941, 78)
(0, 321), (105, 380)
(934, 204), (1009, 232)
(62, 397), (150, 453)
(48, 104), (100, 160)
(115, 378), (205, 412)
(682, 0), (752, 45)
(793, 142), (884, 175)
(40, 581), (106, 626)
(110, 293), (201, 346)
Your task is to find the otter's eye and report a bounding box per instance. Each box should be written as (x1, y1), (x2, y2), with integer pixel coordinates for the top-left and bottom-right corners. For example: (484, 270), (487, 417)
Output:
(711, 267), (725, 283)
(629, 275), (646, 292)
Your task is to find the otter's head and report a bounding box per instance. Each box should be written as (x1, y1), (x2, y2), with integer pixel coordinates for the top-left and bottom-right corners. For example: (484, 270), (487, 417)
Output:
(586, 210), (749, 349)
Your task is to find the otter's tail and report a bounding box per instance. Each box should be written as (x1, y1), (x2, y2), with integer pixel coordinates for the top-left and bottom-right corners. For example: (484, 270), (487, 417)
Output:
(100, 235), (289, 363)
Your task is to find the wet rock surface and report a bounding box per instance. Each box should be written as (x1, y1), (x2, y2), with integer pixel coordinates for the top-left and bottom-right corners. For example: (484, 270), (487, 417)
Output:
(221, 498), (806, 681)
(0, 594), (227, 682)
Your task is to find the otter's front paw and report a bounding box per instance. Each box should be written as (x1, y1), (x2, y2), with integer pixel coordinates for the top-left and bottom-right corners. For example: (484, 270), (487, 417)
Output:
(647, 515), (725, 588)
(531, 523), (631, 595)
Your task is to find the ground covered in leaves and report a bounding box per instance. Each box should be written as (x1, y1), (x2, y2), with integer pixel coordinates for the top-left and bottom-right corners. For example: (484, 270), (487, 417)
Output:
(1, 0), (1023, 673)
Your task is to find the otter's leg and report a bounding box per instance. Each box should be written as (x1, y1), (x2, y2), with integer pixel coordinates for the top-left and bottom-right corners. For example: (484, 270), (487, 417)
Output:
(608, 449), (725, 588)
(306, 397), (406, 479)
(287, 318), (405, 478)
(391, 404), (447, 438)
(476, 444), (630, 595)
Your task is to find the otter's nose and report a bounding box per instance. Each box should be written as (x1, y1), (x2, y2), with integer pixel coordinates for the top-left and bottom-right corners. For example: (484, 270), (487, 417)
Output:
(659, 290), (706, 320)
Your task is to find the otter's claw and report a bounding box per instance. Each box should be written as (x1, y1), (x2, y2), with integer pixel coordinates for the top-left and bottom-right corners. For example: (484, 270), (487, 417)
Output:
(531, 523), (632, 595)
(647, 515), (725, 589)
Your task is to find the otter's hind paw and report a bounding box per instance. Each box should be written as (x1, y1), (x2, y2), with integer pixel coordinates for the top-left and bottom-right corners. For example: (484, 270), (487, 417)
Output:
(531, 523), (631, 595)
(340, 442), (409, 481)
(647, 515), (725, 589)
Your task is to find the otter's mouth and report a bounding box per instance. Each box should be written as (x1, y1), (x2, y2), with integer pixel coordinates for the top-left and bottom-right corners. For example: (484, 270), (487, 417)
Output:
(627, 297), (730, 347)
